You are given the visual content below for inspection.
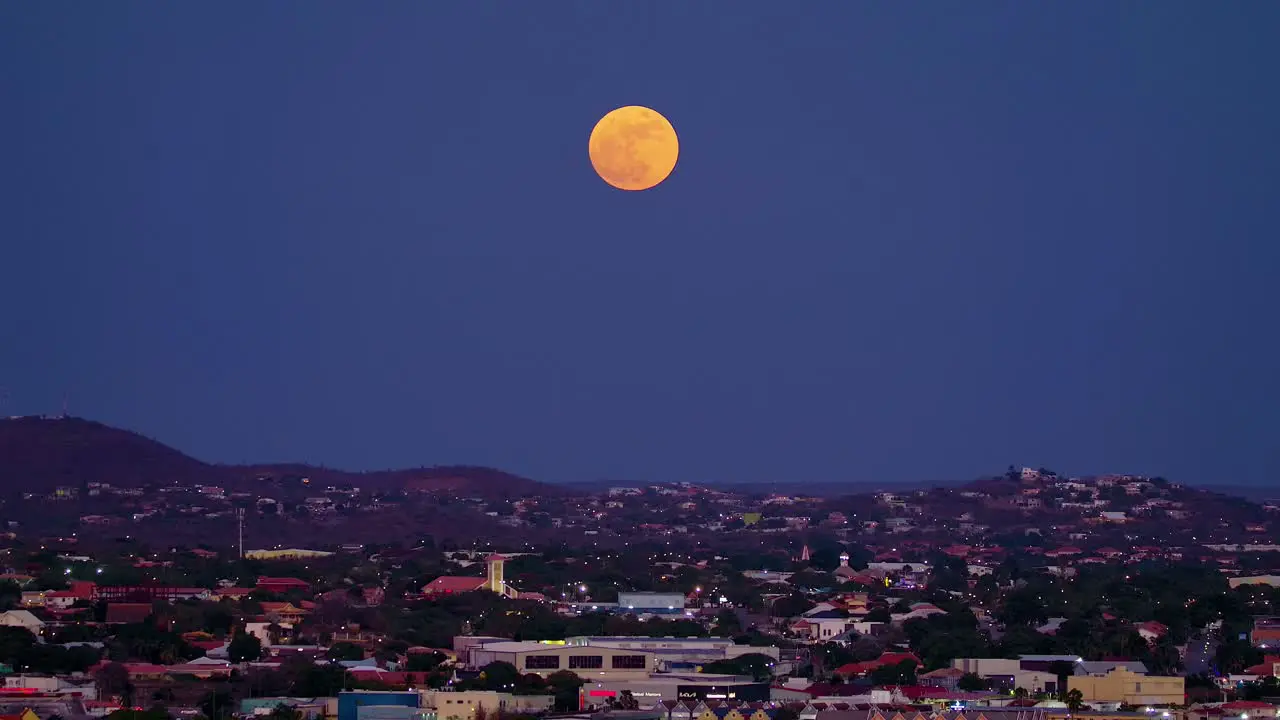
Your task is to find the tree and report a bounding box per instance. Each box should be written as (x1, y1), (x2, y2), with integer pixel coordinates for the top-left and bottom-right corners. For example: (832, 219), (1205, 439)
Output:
(201, 690), (236, 720)
(1065, 688), (1084, 714)
(1149, 639), (1182, 675)
(770, 594), (815, 619)
(480, 661), (520, 691)
(773, 708), (800, 720)
(546, 670), (584, 712)
(1240, 676), (1280, 702)
(1215, 639), (1263, 674)
(229, 631), (262, 663)
(870, 659), (917, 686)
(904, 610), (991, 670)
(849, 636), (884, 661)
(268, 707), (303, 720)
(326, 641), (365, 662)
(713, 609), (742, 636)
(929, 555), (971, 593)
(279, 655), (347, 696)
(95, 662), (134, 706)
(406, 651), (447, 672)
(865, 607), (891, 623)
(957, 673), (986, 691)
(999, 589), (1047, 626)
(700, 653), (775, 682)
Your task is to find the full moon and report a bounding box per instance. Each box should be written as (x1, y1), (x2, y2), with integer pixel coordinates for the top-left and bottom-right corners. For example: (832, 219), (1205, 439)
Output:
(588, 106), (679, 191)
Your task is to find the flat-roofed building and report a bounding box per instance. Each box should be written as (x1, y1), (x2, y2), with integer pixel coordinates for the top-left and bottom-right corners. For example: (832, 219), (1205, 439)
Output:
(467, 641), (655, 680)
(567, 636), (780, 669)
(1068, 667), (1184, 706)
(617, 592), (690, 615)
(421, 691), (553, 720)
(578, 674), (768, 707)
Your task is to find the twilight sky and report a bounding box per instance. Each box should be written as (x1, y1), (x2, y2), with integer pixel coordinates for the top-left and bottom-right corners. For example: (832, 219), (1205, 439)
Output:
(2, 3), (1278, 487)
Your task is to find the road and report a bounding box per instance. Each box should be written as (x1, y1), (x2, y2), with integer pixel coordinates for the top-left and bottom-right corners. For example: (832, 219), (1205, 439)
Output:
(1185, 631), (1218, 676)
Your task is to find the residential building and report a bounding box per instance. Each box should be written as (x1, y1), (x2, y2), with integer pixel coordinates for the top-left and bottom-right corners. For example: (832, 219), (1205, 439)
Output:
(95, 585), (210, 602)
(0, 611), (44, 634)
(256, 577), (312, 594)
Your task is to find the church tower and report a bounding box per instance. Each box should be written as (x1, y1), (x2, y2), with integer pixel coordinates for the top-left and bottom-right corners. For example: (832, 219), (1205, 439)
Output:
(795, 543), (811, 563)
(485, 553), (507, 596)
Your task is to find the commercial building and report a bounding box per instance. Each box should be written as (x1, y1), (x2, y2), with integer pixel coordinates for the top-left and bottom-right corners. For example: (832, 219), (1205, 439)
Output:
(579, 673), (769, 707)
(951, 658), (1063, 694)
(567, 636), (780, 671)
(95, 585), (211, 602)
(1067, 668), (1185, 706)
(617, 593), (689, 616)
(467, 641), (656, 680)
(241, 697), (334, 720)
(421, 690), (553, 720)
(1, 674), (98, 699)
(337, 691), (426, 720)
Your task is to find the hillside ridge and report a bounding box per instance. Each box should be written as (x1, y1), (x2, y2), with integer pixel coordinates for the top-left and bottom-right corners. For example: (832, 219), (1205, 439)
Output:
(0, 415), (563, 499)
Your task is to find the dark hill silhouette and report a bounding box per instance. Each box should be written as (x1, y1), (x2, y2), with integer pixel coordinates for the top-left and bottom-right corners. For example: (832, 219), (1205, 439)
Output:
(0, 416), (566, 499)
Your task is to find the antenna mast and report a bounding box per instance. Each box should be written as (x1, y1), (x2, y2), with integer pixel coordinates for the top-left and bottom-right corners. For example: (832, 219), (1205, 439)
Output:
(236, 508), (245, 559)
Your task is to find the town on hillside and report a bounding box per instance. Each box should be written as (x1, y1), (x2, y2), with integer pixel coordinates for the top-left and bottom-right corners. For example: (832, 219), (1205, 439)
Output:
(0, 464), (1278, 720)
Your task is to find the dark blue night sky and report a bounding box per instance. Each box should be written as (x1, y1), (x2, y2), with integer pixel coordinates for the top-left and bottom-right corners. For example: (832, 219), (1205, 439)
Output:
(2, 3), (1278, 486)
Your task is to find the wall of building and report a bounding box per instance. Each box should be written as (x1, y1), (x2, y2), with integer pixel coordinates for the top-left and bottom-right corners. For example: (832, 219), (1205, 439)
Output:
(421, 691), (553, 720)
(617, 593), (687, 611)
(952, 658), (1021, 677)
(1067, 669), (1184, 706)
(470, 644), (655, 680)
(579, 676), (767, 706)
(337, 691), (421, 720)
(1, 675), (98, 700)
(1013, 670), (1062, 694)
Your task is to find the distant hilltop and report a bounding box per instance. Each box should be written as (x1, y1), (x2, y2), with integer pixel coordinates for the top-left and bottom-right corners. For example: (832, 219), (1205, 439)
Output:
(0, 415), (1266, 505)
(0, 415), (566, 500)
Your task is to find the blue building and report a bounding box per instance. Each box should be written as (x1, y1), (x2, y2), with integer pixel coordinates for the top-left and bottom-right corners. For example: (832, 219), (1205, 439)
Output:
(337, 691), (426, 720)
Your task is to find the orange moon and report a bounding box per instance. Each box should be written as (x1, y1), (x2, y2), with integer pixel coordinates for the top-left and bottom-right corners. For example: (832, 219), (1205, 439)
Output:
(588, 106), (679, 191)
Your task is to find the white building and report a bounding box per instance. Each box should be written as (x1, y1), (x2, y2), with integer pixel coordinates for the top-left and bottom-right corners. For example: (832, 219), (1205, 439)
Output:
(467, 641), (655, 681)
(421, 691), (553, 720)
(0, 611), (44, 634)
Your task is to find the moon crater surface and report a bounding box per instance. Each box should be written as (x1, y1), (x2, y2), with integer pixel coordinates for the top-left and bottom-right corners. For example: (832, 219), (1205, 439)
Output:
(588, 106), (679, 191)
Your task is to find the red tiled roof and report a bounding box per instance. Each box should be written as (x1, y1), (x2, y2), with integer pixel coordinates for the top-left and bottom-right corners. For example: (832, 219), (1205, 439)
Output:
(122, 663), (168, 676)
(896, 686), (996, 701)
(105, 603), (153, 624)
(256, 577), (310, 587)
(1242, 657), (1280, 676)
(347, 669), (433, 685)
(834, 651), (920, 676)
(188, 640), (226, 651)
(422, 576), (487, 594)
